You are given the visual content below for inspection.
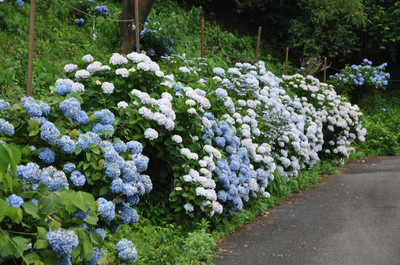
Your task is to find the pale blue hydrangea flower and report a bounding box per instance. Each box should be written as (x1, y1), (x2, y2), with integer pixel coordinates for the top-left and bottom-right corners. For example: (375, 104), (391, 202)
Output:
(46, 228), (78, 260)
(84, 246), (105, 265)
(0, 119), (14, 136)
(118, 206), (139, 224)
(57, 135), (76, 154)
(6, 194), (24, 208)
(96, 197), (115, 222)
(41, 121), (60, 143)
(63, 163), (76, 173)
(94, 228), (106, 242)
(0, 99), (11, 112)
(94, 109), (115, 125)
(131, 154), (149, 173)
(76, 132), (101, 152)
(126, 141), (143, 154)
(70, 171), (86, 186)
(71, 208), (90, 219)
(116, 238), (137, 264)
(38, 148), (55, 164)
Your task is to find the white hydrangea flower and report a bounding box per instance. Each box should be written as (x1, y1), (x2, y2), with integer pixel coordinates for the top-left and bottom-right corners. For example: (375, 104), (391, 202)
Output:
(155, 70), (164, 77)
(109, 53), (128, 65)
(100, 65), (111, 71)
(172, 135), (183, 143)
(87, 61), (102, 73)
(117, 101), (128, 109)
(75, 70), (90, 79)
(82, 54), (94, 62)
(116, 68), (130, 78)
(187, 108), (197, 114)
(144, 128), (158, 140)
(64, 64), (78, 73)
(137, 62), (150, 71)
(71, 82), (85, 93)
(138, 107), (153, 119)
(101, 82), (114, 94)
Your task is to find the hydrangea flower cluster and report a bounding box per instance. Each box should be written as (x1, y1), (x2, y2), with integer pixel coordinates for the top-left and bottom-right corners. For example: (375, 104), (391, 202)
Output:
(159, 54), (365, 216)
(94, 5), (109, 17)
(139, 17), (174, 59)
(328, 59), (390, 100)
(46, 228), (79, 264)
(6, 194), (24, 208)
(116, 238), (138, 264)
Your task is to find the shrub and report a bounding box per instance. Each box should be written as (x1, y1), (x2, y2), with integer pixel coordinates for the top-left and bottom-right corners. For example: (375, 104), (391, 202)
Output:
(327, 59), (390, 102)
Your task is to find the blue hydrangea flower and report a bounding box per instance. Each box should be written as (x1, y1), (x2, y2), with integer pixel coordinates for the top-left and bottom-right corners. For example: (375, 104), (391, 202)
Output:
(46, 228), (79, 259)
(94, 109), (115, 125)
(116, 238), (137, 264)
(126, 141), (143, 154)
(63, 163), (76, 173)
(29, 116), (47, 126)
(55, 82), (72, 96)
(16, 0), (24, 8)
(121, 161), (137, 182)
(76, 132), (101, 152)
(94, 228), (106, 242)
(84, 247), (105, 265)
(71, 208), (90, 219)
(118, 206), (139, 224)
(24, 101), (42, 117)
(59, 98), (81, 119)
(0, 119), (14, 136)
(215, 136), (226, 147)
(95, 5), (109, 17)
(41, 167), (69, 191)
(113, 140), (127, 154)
(139, 174), (152, 194)
(111, 178), (124, 193)
(38, 148), (55, 164)
(105, 162), (121, 179)
(0, 99), (10, 112)
(41, 121), (60, 143)
(6, 194), (24, 208)
(96, 197), (115, 221)
(70, 171), (86, 186)
(131, 154), (149, 173)
(122, 183), (138, 197)
(39, 101), (50, 115)
(57, 135), (76, 154)
(72, 111), (90, 125)
(127, 195), (140, 205)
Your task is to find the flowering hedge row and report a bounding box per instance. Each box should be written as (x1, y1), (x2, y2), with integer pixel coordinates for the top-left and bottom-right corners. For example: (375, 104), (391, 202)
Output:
(0, 52), (366, 264)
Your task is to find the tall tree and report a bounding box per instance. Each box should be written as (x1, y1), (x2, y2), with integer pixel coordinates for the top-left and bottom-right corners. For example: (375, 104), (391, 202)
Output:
(120, 0), (155, 54)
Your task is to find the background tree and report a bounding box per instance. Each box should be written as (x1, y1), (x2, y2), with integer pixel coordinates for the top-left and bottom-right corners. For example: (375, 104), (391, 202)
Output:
(120, 0), (155, 54)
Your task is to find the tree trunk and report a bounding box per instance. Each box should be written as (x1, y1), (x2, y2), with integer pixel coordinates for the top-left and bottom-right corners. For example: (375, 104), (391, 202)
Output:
(120, 0), (155, 54)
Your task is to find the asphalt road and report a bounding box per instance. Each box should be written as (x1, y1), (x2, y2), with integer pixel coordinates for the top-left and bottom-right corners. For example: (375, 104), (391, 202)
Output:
(211, 156), (400, 265)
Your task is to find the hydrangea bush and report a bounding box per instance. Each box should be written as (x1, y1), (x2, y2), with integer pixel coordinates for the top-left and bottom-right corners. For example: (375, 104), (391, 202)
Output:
(0, 91), (150, 262)
(0, 50), (367, 263)
(327, 59), (390, 102)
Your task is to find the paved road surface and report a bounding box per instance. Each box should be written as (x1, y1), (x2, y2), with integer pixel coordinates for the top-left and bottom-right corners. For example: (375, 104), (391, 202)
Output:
(211, 156), (400, 265)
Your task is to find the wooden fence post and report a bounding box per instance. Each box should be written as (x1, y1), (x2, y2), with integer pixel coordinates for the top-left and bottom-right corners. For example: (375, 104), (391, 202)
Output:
(324, 57), (327, 83)
(27, 0), (36, 97)
(255, 26), (261, 62)
(201, 18), (204, 58)
(284, 47), (289, 75)
(135, 0), (139, 53)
